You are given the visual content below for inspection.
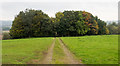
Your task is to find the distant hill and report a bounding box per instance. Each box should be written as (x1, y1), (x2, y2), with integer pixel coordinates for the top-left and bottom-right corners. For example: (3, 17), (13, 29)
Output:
(106, 20), (118, 25)
(0, 20), (12, 31)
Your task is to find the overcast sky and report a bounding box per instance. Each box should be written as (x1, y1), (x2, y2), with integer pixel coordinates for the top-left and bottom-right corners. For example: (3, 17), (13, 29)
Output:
(0, 0), (119, 21)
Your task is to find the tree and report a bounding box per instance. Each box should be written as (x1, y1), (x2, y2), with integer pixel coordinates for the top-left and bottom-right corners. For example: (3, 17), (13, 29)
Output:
(10, 9), (109, 38)
(95, 16), (109, 35)
(82, 11), (99, 35)
(57, 11), (89, 36)
(10, 9), (50, 38)
(32, 10), (50, 37)
(10, 11), (27, 38)
(107, 22), (118, 34)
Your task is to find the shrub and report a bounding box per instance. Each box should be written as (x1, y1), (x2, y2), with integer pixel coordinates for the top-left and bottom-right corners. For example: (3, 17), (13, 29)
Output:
(2, 32), (11, 40)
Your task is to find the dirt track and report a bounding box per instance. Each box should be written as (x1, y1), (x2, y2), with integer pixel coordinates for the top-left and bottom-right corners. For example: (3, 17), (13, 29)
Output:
(58, 38), (82, 64)
(29, 38), (83, 64)
(41, 38), (56, 64)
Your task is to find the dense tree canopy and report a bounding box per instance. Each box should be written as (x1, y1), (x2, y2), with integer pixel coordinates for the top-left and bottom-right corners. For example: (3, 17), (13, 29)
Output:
(10, 9), (109, 39)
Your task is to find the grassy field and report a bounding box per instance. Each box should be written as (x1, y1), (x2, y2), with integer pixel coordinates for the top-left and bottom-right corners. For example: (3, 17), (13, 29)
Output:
(2, 35), (118, 64)
(2, 37), (53, 64)
(61, 35), (118, 64)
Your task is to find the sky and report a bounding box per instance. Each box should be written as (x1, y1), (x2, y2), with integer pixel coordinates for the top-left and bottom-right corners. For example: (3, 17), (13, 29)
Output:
(0, 0), (119, 21)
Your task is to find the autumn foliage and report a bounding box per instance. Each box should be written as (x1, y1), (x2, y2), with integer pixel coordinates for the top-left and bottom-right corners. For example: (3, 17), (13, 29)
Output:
(10, 9), (109, 38)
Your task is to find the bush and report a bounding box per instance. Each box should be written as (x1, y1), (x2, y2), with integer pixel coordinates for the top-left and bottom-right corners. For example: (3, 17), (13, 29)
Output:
(2, 32), (11, 40)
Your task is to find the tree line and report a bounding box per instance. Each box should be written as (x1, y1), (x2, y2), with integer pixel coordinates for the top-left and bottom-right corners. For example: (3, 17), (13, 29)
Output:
(107, 22), (119, 34)
(10, 9), (109, 39)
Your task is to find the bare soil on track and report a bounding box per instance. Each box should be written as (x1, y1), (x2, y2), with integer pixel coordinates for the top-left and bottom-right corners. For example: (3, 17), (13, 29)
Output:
(58, 38), (82, 64)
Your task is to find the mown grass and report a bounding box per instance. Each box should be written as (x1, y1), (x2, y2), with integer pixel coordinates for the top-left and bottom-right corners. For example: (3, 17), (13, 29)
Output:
(2, 37), (53, 64)
(61, 35), (118, 64)
(52, 38), (65, 64)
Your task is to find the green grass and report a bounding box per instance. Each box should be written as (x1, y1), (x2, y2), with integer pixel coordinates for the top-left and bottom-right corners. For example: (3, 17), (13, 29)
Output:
(2, 37), (53, 64)
(52, 38), (65, 64)
(61, 35), (118, 64)
(2, 35), (118, 64)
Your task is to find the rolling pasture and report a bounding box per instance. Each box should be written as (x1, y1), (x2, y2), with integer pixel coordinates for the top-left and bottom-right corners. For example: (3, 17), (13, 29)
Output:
(2, 35), (118, 64)
(2, 38), (53, 64)
(61, 35), (118, 64)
